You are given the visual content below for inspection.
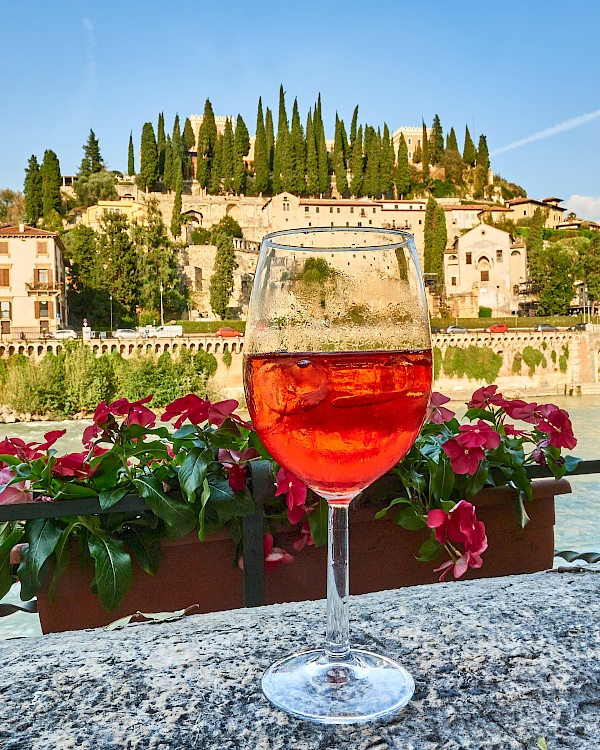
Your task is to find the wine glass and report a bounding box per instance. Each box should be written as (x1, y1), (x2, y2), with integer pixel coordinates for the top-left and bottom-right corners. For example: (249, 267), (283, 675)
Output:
(243, 227), (432, 724)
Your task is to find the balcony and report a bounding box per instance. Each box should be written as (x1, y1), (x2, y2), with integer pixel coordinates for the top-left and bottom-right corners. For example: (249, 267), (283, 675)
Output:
(25, 280), (64, 294)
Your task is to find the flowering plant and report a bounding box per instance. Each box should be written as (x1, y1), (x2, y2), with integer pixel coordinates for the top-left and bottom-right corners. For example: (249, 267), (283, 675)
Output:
(0, 385), (579, 612)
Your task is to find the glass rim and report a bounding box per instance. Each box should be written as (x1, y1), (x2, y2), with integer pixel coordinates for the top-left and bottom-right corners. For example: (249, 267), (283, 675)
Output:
(261, 226), (414, 253)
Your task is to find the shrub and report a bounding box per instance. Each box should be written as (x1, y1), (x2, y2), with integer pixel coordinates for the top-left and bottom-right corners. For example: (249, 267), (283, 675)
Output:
(522, 346), (544, 376)
(433, 346), (442, 380)
(222, 348), (232, 369)
(512, 354), (522, 374)
(478, 307), (492, 318)
(190, 227), (211, 245)
(442, 345), (502, 383)
(559, 344), (569, 373)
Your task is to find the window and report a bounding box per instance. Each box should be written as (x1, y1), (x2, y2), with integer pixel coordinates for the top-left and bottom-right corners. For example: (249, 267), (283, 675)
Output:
(480, 270), (489, 282)
(394, 205), (398, 209)
(36, 241), (48, 256)
(283, 201), (289, 212)
(0, 242), (8, 255)
(350, 207), (354, 214)
(315, 207), (319, 213)
(0, 301), (10, 319)
(523, 210), (527, 216)
(373, 208), (376, 214)
(330, 207), (333, 213)
(37, 301), (51, 318)
(358, 222), (362, 227)
(496, 249), (503, 262)
(0, 268), (9, 287)
(360, 209), (366, 217)
(418, 139), (421, 146)
(408, 152), (412, 159)
(35, 268), (49, 284)
(305, 206), (309, 212)
(407, 138), (412, 145)
(466, 253), (472, 265)
(337, 207), (340, 213)
(513, 285), (520, 295)
(452, 277), (457, 286)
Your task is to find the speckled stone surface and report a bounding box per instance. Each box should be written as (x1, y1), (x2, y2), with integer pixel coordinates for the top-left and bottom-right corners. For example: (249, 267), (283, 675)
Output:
(1, 567), (599, 750)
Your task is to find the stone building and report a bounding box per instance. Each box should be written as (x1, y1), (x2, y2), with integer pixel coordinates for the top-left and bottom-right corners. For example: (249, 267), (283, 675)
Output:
(79, 195), (147, 231)
(505, 197), (566, 228)
(443, 224), (527, 317)
(0, 224), (68, 336)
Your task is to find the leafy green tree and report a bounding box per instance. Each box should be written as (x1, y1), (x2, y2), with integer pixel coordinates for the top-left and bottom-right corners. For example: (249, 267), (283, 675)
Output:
(332, 113), (348, 196)
(171, 114), (184, 190)
(209, 131), (223, 195)
(137, 122), (158, 192)
(272, 85), (292, 194)
(196, 99), (217, 189)
(210, 215), (243, 240)
(62, 225), (108, 324)
(221, 118), (235, 193)
(163, 135), (173, 192)
(578, 234), (600, 305)
(254, 98), (269, 195)
(24, 155), (43, 224)
(41, 149), (62, 218)
(171, 186), (182, 237)
(128, 132), (135, 176)
(477, 134), (490, 172)
(0, 189), (24, 225)
(463, 125), (476, 166)
(430, 115), (444, 166)
(233, 114), (250, 194)
(183, 118), (195, 152)
(157, 112), (166, 178)
(265, 107), (274, 173)
(97, 212), (140, 318)
(537, 243), (575, 315)
(305, 110), (319, 197)
(443, 148), (464, 185)
(290, 99), (306, 195)
(350, 125), (364, 197)
(349, 105), (359, 164)
(314, 94), (329, 196)
(421, 121), (429, 177)
(79, 129), (103, 177)
(74, 172), (118, 207)
(362, 126), (380, 197)
(424, 196), (446, 283)
(526, 207), (546, 281)
(446, 127), (459, 152)
(210, 232), (237, 319)
(412, 142), (422, 164)
(380, 123), (394, 197)
(395, 134), (410, 198)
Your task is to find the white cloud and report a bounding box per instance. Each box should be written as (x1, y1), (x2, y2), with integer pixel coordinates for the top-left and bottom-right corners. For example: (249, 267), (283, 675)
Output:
(491, 109), (600, 156)
(565, 195), (600, 222)
(83, 17), (94, 31)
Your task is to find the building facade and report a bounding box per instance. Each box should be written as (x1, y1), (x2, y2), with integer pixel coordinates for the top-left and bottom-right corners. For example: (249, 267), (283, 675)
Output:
(79, 196), (147, 231)
(505, 197), (566, 228)
(0, 225), (68, 336)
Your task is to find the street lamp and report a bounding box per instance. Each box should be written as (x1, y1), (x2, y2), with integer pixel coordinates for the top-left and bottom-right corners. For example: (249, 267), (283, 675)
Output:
(110, 295), (113, 334)
(160, 283), (164, 326)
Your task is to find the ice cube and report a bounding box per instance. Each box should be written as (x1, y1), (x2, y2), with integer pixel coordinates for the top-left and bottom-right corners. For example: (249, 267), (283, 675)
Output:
(259, 359), (331, 415)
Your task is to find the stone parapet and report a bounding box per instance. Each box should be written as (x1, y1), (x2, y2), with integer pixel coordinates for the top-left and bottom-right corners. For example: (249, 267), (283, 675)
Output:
(0, 567), (598, 748)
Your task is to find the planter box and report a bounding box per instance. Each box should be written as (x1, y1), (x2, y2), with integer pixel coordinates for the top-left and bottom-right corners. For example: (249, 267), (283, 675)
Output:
(35, 477), (570, 634)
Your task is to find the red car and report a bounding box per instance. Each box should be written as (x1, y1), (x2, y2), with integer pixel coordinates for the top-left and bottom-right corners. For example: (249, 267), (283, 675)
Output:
(484, 324), (509, 333)
(215, 327), (244, 338)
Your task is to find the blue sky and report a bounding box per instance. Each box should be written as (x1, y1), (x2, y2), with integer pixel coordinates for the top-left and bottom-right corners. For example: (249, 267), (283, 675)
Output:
(3, 0), (600, 218)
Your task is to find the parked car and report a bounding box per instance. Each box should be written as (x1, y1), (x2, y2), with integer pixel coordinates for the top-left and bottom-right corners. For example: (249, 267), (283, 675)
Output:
(430, 326), (441, 334)
(215, 327), (244, 338)
(568, 323), (587, 331)
(114, 328), (146, 339)
(484, 324), (509, 333)
(536, 323), (557, 332)
(51, 328), (77, 340)
(146, 325), (184, 338)
(446, 325), (468, 334)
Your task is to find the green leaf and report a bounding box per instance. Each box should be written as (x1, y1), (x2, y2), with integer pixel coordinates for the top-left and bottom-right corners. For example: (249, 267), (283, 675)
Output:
(210, 483), (254, 525)
(308, 498), (328, 547)
(429, 458), (455, 502)
(0, 454), (21, 467)
(53, 483), (99, 500)
(514, 490), (531, 530)
(394, 505), (427, 530)
(126, 440), (170, 459)
(172, 424), (199, 440)
(564, 454), (582, 473)
(416, 536), (442, 563)
(0, 528), (24, 600)
(48, 522), (79, 602)
(17, 518), (63, 601)
(88, 535), (132, 611)
(125, 526), (162, 576)
(133, 476), (196, 537)
(197, 478), (211, 541)
(465, 463), (489, 498)
(98, 486), (130, 510)
(178, 447), (212, 502)
(510, 464), (532, 501)
(464, 408), (495, 423)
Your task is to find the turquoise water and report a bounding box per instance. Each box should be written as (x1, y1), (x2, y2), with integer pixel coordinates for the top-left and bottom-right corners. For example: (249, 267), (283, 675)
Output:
(0, 395), (598, 639)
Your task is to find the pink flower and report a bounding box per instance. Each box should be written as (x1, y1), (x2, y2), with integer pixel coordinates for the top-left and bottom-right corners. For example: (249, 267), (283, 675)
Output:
(238, 533), (294, 572)
(0, 431), (65, 463)
(293, 520), (315, 551)
(108, 395), (156, 428)
(467, 385), (507, 410)
(532, 438), (550, 465)
(161, 394), (211, 429)
(502, 399), (538, 423)
(37, 430), (67, 451)
(51, 451), (97, 479)
(458, 420), (501, 450)
(218, 448), (259, 492)
(275, 466), (308, 524)
(0, 466), (33, 504)
(208, 399), (246, 427)
(427, 392), (455, 425)
(535, 405), (577, 450)
(442, 438), (485, 475)
(427, 500), (488, 580)
(504, 424), (527, 438)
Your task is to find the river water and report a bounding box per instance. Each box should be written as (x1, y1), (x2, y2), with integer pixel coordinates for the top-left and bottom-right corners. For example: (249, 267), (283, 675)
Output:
(1, 394), (599, 639)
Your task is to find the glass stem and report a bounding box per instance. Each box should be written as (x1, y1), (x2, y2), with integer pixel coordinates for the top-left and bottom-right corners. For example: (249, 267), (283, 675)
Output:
(325, 503), (351, 661)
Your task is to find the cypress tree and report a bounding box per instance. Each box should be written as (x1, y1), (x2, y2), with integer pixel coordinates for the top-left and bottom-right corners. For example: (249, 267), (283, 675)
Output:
(350, 125), (363, 197)
(332, 113), (348, 197)
(431, 115), (444, 165)
(24, 155), (43, 225)
(421, 121), (430, 177)
(254, 98), (269, 195)
(362, 126), (380, 197)
(424, 196), (445, 282)
(305, 110), (319, 197)
(290, 99), (306, 195)
(233, 114), (250, 195)
(221, 118), (235, 193)
(463, 125), (477, 166)
(170, 186), (182, 238)
(183, 118), (195, 152)
(41, 149), (62, 217)
(171, 114), (184, 189)
(349, 105), (359, 163)
(394, 134), (410, 198)
(412, 143), (422, 164)
(210, 233), (236, 319)
(157, 112), (166, 178)
(137, 122), (158, 192)
(79, 129), (103, 177)
(526, 207), (545, 281)
(272, 85), (290, 194)
(477, 134), (490, 172)
(209, 131), (223, 195)
(163, 135), (173, 192)
(340, 118), (349, 163)
(128, 132), (135, 176)
(197, 99), (217, 190)
(314, 94), (329, 195)
(447, 127), (459, 153)
(265, 107), (274, 173)
(380, 123), (394, 197)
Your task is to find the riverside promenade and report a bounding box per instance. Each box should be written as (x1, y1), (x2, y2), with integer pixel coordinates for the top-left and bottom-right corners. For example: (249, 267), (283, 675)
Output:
(1, 566), (598, 749)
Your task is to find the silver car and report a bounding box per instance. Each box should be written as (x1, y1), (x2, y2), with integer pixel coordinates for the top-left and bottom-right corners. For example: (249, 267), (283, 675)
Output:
(51, 328), (78, 340)
(113, 328), (145, 339)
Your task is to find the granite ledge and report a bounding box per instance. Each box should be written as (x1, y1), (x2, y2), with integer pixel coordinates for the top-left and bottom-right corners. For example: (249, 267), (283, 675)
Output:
(0, 567), (599, 750)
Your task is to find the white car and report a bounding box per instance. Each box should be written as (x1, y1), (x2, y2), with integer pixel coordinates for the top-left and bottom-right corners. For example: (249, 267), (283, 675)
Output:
(51, 328), (77, 340)
(113, 328), (145, 339)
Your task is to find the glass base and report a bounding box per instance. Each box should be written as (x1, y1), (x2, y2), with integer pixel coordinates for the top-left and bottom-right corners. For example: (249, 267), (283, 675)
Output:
(261, 648), (415, 724)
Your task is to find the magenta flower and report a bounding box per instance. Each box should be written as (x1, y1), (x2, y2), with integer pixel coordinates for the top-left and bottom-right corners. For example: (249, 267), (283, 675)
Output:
(161, 394), (210, 429)
(293, 520), (315, 551)
(503, 399), (538, 423)
(458, 420), (501, 450)
(504, 424), (527, 438)
(238, 533), (294, 572)
(532, 438), (550, 465)
(0, 466), (33, 504)
(427, 500), (488, 580)
(426, 392), (455, 425)
(535, 405), (577, 450)
(275, 466), (308, 524)
(467, 385), (507, 410)
(218, 447), (259, 492)
(442, 438), (485, 475)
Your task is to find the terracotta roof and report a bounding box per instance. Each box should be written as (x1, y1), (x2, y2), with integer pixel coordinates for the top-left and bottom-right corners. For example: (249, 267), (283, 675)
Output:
(542, 197), (563, 203)
(477, 205), (511, 213)
(506, 197), (566, 212)
(441, 204), (488, 211)
(299, 198), (382, 207)
(0, 225), (59, 238)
